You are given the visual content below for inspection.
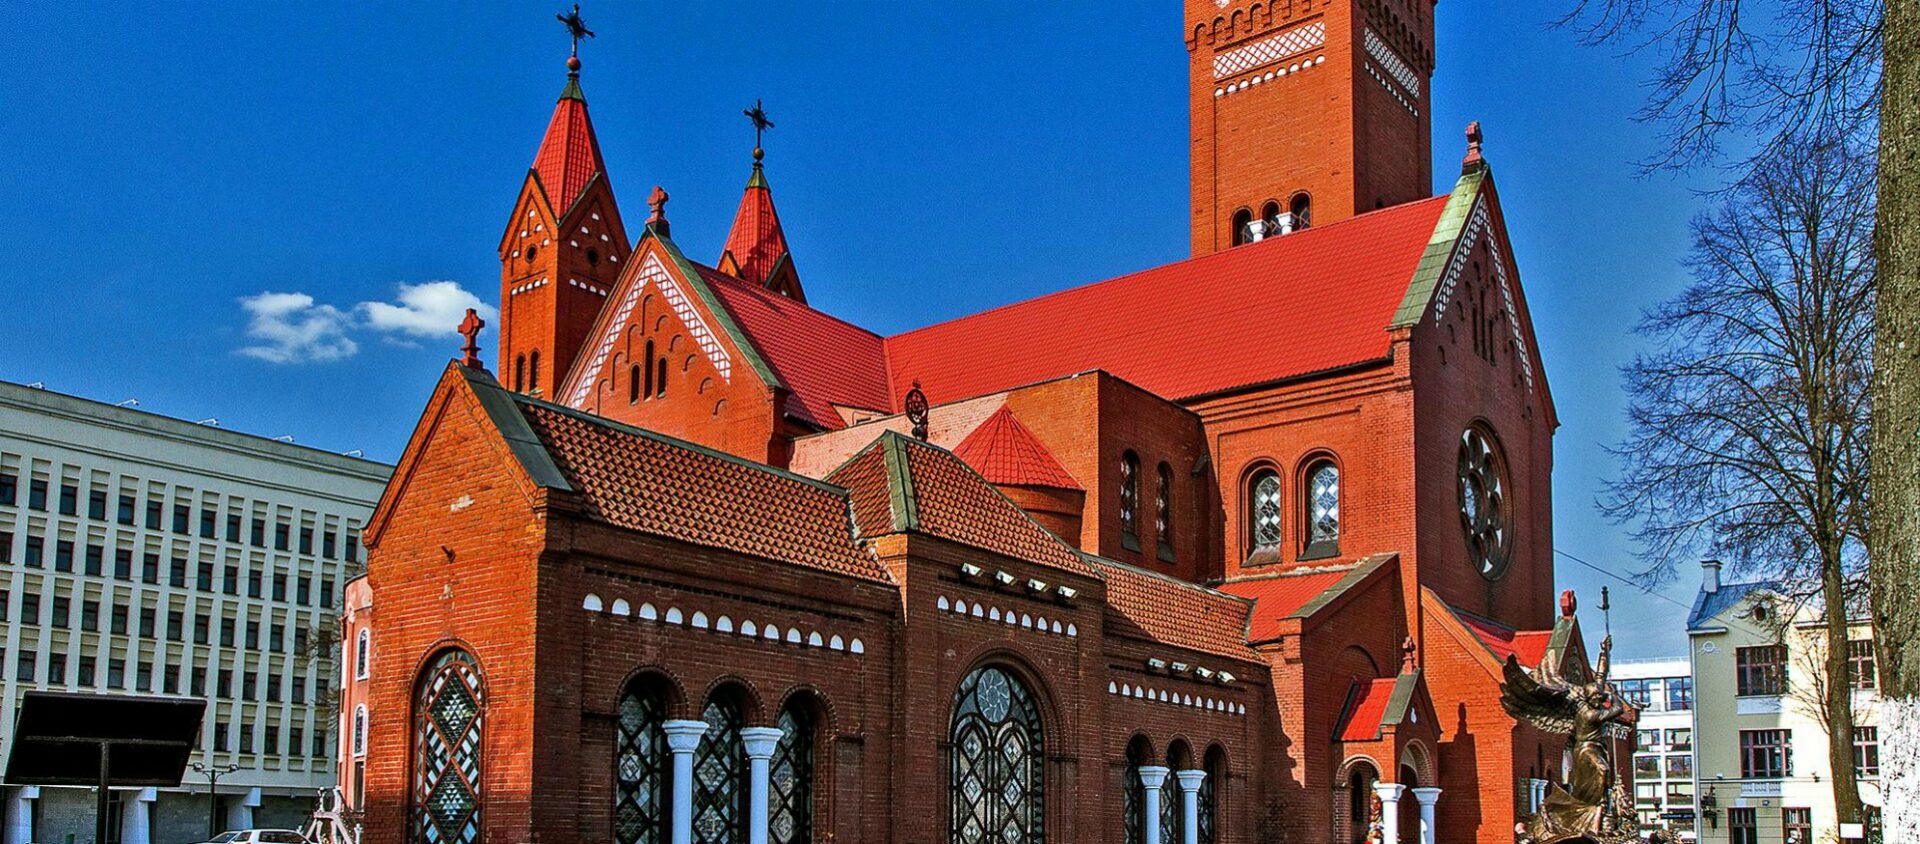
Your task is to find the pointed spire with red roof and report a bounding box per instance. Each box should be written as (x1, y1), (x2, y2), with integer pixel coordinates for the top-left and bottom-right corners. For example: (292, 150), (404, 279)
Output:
(951, 407), (1082, 490)
(530, 55), (609, 216)
(719, 100), (804, 302)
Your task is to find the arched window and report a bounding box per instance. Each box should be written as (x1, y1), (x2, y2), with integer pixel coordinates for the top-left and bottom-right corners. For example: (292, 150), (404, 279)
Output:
(1161, 744), (1190, 844)
(356, 629), (370, 679)
(528, 350), (542, 394)
(1198, 747), (1225, 844)
(514, 355), (527, 392)
(1154, 463), (1174, 562)
(1303, 459), (1340, 559)
(950, 665), (1044, 844)
(1229, 208), (1254, 246)
(614, 677), (670, 844)
(1248, 470), (1283, 556)
(352, 705), (367, 757)
(629, 365), (642, 404)
(1345, 761), (1381, 844)
(656, 357), (668, 398)
(1123, 737), (1151, 844)
(1260, 201), (1283, 238)
(693, 692), (747, 844)
(1119, 452), (1140, 551)
(411, 649), (483, 844)
(770, 699), (816, 844)
(643, 341), (656, 399)
(1289, 192), (1312, 229)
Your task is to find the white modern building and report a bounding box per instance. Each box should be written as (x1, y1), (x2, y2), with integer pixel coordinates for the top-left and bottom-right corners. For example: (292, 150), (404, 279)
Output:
(1687, 560), (1881, 844)
(0, 380), (391, 844)
(1615, 656), (1697, 841)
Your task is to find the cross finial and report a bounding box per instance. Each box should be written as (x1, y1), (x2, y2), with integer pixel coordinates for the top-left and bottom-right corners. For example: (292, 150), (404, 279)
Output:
(744, 99), (775, 162)
(557, 4), (594, 70)
(646, 185), (670, 234)
(1462, 120), (1486, 172)
(1400, 636), (1418, 673)
(457, 308), (486, 369)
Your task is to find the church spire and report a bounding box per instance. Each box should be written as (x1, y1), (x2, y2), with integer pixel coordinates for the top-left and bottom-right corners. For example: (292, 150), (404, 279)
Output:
(719, 100), (804, 302)
(531, 7), (605, 216)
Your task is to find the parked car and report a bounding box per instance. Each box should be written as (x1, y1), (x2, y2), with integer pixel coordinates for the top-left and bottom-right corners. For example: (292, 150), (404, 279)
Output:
(196, 829), (311, 844)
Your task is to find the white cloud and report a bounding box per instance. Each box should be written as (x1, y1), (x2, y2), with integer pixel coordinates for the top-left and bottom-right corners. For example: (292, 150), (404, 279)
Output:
(234, 281), (496, 365)
(360, 281), (498, 338)
(236, 292), (359, 364)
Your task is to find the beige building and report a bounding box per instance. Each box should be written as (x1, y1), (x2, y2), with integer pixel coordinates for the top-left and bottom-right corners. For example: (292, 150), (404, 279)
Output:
(1687, 560), (1880, 844)
(1614, 656), (1696, 841)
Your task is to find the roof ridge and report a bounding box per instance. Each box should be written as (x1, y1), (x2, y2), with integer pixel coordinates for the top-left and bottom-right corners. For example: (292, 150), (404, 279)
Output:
(697, 263), (887, 343)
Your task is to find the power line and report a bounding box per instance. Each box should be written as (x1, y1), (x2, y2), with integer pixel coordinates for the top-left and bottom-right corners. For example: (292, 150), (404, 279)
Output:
(1553, 548), (1694, 611)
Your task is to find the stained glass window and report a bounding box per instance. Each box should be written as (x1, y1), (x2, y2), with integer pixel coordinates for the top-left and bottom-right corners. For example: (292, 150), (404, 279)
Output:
(1123, 744), (1148, 844)
(1155, 463), (1174, 560)
(1251, 472), (1283, 551)
(770, 703), (814, 844)
(693, 697), (746, 844)
(614, 681), (668, 844)
(1119, 452), (1140, 548)
(1305, 461), (1340, 557)
(1198, 752), (1222, 844)
(949, 666), (1044, 844)
(1159, 774), (1179, 844)
(1457, 426), (1512, 579)
(411, 650), (483, 844)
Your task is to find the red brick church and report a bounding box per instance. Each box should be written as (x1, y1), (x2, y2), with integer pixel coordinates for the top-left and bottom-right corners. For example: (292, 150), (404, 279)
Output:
(339, 3), (1614, 844)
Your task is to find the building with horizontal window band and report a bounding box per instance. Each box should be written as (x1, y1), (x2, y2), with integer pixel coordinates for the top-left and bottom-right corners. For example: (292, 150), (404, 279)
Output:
(0, 379), (390, 844)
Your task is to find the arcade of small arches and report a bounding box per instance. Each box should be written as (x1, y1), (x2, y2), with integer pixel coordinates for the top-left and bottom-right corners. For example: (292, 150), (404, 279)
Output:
(1332, 751), (1444, 844)
(1122, 736), (1225, 844)
(1229, 193), (1313, 246)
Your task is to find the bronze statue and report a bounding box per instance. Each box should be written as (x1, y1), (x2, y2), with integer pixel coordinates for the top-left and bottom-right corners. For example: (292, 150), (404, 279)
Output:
(1500, 632), (1647, 844)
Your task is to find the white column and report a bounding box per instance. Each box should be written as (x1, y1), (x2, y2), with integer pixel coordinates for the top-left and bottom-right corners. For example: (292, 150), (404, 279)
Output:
(740, 726), (784, 844)
(1138, 766), (1171, 844)
(4, 786), (39, 844)
(1373, 783), (1407, 844)
(663, 719), (709, 844)
(1175, 769), (1207, 844)
(227, 786), (261, 831)
(1411, 787), (1441, 844)
(121, 788), (158, 844)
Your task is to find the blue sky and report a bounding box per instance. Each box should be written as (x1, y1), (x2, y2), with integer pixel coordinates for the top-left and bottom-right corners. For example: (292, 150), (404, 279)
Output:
(0, 1), (1721, 658)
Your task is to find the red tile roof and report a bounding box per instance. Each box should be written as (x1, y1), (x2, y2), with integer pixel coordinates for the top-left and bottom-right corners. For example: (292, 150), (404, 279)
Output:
(883, 196), (1451, 405)
(531, 78), (606, 216)
(827, 434), (1095, 578)
(1089, 557), (1259, 662)
(721, 165), (792, 288)
(514, 398), (891, 584)
(1453, 608), (1553, 666)
(1335, 677), (1401, 742)
(697, 264), (892, 427)
(1219, 568), (1354, 642)
(951, 407), (1082, 490)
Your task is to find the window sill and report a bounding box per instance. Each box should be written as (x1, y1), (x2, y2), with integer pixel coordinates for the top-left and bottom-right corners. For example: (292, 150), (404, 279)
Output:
(1120, 534), (1141, 553)
(1298, 543), (1339, 562)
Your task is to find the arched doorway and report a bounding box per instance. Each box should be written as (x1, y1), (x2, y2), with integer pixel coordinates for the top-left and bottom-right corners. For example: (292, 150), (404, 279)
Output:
(1340, 760), (1381, 844)
(1398, 765), (1420, 842)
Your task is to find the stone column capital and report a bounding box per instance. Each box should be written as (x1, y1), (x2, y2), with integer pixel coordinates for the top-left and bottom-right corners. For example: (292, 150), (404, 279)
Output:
(1410, 786), (1442, 805)
(1174, 769), (1208, 792)
(663, 719), (708, 752)
(1137, 765), (1172, 789)
(740, 726), (783, 759)
(1373, 782), (1407, 803)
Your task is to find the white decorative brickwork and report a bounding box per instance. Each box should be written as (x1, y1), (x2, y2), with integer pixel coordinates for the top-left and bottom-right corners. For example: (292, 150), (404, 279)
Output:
(582, 592), (867, 655)
(937, 595), (1079, 638)
(1432, 199), (1537, 394)
(564, 254), (733, 408)
(1214, 54), (1325, 98)
(1212, 21), (1325, 79)
(1108, 680), (1246, 716)
(1363, 28), (1421, 96)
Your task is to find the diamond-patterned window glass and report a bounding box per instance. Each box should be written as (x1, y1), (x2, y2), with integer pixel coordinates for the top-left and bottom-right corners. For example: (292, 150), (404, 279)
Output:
(1198, 753), (1221, 844)
(614, 681), (669, 844)
(1154, 463), (1174, 558)
(1251, 472), (1283, 550)
(410, 649), (483, 844)
(693, 697), (747, 844)
(1306, 461), (1340, 554)
(1123, 743), (1148, 844)
(1119, 452), (1140, 543)
(1159, 776), (1179, 844)
(949, 666), (1045, 844)
(1457, 426), (1512, 580)
(770, 703), (814, 844)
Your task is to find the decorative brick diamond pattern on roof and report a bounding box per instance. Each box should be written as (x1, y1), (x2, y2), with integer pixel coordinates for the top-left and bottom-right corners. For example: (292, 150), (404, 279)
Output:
(516, 400), (890, 583)
(1213, 21), (1325, 79)
(1362, 29), (1421, 96)
(1431, 199), (1535, 393)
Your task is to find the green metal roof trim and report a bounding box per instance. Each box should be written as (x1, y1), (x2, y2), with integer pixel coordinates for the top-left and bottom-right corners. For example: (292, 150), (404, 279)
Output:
(643, 224), (787, 392)
(1381, 670), (1422, 729)
(879, 432), (920, 532)
(458, 366), (574, 493)
(1288, 553), (1395, 620)
(1390, 167), (1488, 329)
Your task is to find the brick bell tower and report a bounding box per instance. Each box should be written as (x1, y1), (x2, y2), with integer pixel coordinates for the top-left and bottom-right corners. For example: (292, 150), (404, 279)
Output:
(1187, 0), (1436, 255)
(497, 38), (629, 396)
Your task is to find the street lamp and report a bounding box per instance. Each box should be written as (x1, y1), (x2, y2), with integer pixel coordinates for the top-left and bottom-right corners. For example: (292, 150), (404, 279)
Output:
(191, 762), (244, 838)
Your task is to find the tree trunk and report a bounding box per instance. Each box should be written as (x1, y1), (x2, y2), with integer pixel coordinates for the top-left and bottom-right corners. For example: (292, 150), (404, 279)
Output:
(1821, 558), (1861, 829)
(1870, 0), (1920, 840)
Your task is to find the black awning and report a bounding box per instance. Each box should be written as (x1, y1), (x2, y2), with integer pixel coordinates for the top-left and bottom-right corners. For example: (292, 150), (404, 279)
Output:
(4, 691), (206, 786)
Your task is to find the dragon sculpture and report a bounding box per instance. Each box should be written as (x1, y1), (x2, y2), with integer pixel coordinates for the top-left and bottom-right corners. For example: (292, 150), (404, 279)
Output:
(1500, 630), (1654, 844)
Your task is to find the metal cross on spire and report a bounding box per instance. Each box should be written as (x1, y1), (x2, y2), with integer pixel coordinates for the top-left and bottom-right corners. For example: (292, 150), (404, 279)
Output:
(744, 99), (774, 160)
(557, 4), (594, 58)
(457, 308), (487, 369)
